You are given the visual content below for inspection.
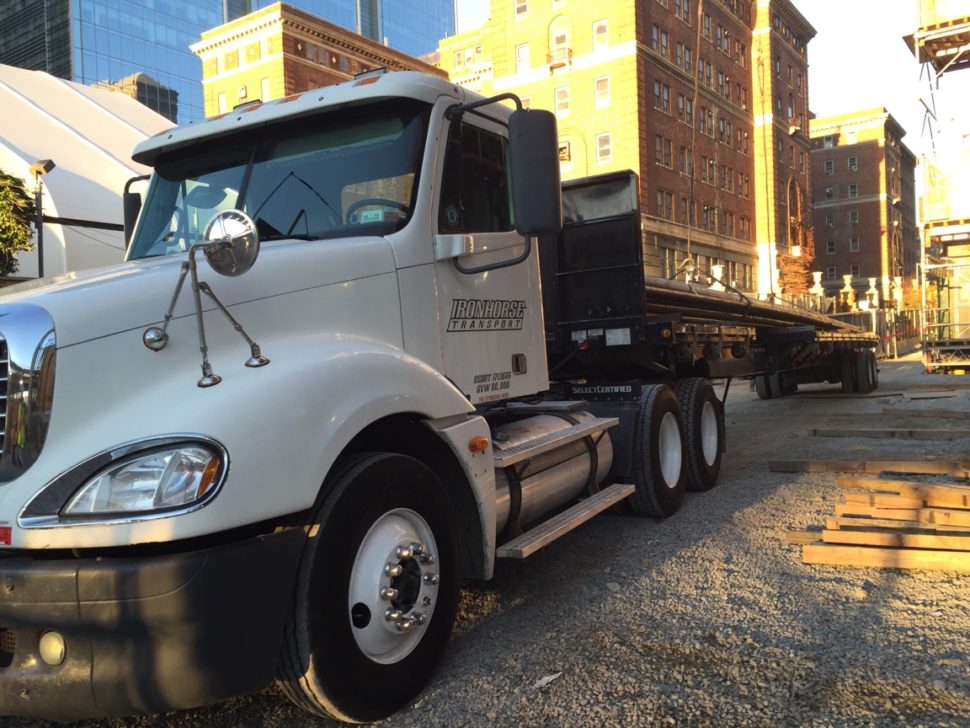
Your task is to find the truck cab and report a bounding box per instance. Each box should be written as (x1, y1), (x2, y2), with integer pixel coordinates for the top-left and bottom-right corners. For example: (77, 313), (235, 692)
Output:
(0, 72), (566, 722)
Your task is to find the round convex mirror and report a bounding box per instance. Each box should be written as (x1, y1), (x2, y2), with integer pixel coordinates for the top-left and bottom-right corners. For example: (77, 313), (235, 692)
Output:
(202, 209), (260, 277)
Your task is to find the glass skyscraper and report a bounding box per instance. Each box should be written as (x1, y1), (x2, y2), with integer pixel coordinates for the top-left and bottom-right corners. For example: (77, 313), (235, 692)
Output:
(0, 0), (455, 124)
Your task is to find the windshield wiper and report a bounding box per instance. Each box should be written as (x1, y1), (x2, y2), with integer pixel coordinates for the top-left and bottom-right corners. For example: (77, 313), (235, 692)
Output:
(261, 233), (320, 241)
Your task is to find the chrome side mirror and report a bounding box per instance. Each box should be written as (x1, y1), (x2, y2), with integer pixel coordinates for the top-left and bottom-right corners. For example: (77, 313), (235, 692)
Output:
(202, 209), (260, 277)
(143, 208), (269, 387)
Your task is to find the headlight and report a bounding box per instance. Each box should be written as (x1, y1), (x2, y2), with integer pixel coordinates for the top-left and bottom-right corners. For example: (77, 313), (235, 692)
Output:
(63, 446), (222, 516)
(19, 436), (228, 527)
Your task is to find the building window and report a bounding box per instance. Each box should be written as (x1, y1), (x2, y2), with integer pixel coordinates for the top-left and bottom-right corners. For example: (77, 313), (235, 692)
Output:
(595, 76), (610, 107)
(596, 132), (612, 163)
(684, 47), (692, 74)
(558, 140), (571, 162)
(825, 159), (835, 175)
(593, 20), (608, 49)
(850, 237), (860, 252)
(850, 263), (861, 277)
(677, 94), (685, 119)
(515, 43), (530, 73)
(217, 91), (227, 114)
(826, 240), (836, 255)
(847, 156), (858, 171)
(515, 0), (527, 17)
(260, 77), (271, 102)
(823, 135), (834, 149)
(555, 87), (570, 116)
(826, 212), (835, 226)
(849, 210), (859, 224)
(825, 266), (837, 280)
(685, 98), (693, 124)
(824, 186), (835, 200)
(848, 183), (859, 198)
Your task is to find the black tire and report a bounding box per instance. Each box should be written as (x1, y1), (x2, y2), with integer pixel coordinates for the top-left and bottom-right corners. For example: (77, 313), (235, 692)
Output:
(854, 350), (874, 393)
(278, 452), (459, 722)
(627, 384), (686, 518)
(868, 351), (879, 390)
(675, 378), (725, 492)
(754, 375), (772, 400)
(840, 353), (857, 393)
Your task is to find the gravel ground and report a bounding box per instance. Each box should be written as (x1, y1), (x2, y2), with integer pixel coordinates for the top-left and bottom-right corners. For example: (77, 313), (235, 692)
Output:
(13, 354), (970, 727)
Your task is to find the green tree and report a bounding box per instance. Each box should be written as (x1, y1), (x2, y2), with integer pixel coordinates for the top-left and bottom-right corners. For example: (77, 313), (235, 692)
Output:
(0, 168), (37, 276)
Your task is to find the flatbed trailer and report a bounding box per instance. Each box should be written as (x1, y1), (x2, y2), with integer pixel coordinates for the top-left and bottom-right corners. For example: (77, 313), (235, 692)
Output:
(540, 171), (879, 402)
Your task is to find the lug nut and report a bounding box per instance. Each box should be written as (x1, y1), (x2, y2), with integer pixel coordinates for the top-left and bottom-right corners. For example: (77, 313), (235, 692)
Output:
(398, 618), (414, 632)
(385, 563), (403, 577)
(385, 609), (402, 622)
(423, 573), (440, 585)
(411, 542), (426, 555)
(380, 587), (398, 601)
(395, 545), (413, 559)
(419, 553), (436, 564)
(413, 612), (427, 625)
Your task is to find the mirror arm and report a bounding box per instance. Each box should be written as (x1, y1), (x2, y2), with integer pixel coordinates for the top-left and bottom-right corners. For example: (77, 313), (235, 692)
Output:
(142, 240), (269, 387)
(445, 92), (523, 120)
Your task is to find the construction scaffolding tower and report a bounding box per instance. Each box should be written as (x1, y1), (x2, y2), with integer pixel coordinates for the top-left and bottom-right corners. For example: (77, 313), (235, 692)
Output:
(906, 1), (970, 373)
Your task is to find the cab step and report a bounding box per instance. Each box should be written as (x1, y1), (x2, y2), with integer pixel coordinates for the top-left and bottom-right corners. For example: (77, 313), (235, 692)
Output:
(492, 417), (618, 468)
(495, 482), (635, 559)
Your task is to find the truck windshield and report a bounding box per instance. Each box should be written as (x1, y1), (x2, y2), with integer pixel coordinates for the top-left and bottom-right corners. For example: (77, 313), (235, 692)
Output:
(128, 98), (431, 259)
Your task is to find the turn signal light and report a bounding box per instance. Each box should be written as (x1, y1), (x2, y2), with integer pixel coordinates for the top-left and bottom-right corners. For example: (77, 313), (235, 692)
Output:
(468, 436), (490, 453)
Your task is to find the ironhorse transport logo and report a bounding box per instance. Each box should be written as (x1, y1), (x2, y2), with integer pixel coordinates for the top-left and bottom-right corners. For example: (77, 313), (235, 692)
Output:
(447, 298), (527, 332)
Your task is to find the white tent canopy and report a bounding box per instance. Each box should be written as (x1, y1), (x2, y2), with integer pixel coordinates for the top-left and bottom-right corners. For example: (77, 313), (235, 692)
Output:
(0, 64), (173, 278)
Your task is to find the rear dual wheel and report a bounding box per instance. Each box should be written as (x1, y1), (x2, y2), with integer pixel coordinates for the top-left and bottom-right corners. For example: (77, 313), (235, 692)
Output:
(675, 378), (725, 492)
(627, 384), (686, 518)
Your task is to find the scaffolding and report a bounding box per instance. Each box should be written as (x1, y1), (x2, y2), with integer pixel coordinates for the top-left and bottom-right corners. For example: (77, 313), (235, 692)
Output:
(907, 1), (970, 373)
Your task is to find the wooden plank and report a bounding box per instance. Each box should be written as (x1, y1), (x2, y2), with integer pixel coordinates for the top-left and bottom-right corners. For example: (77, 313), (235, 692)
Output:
(825, 516), (970, 534)
(882, 407), (970, 420)
(833, 503), (921, 520)
(809, 428), (970, 440)
(834, 504), (970, 526)
(904, 390), (958, 400)
(842, 492), (923, 508)
(836, 477), (970, 494)
(769, 460), (970, 477)
(821, 528), (970, 551)
(802, 542), (970, 572)
(785, 529), (823, 545)
(920, 508), (970, 528)
(836, 478), (970, 508)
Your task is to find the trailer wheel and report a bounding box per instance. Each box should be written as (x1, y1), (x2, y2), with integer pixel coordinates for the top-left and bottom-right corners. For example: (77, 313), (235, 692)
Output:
(278, 453), (459, 722)
(754, 375), (772, 400)
(854, 350), (875, 393)
(840, 353), (857, 394)
(627, 384), (686, 518)
(675, 378), (725, 491)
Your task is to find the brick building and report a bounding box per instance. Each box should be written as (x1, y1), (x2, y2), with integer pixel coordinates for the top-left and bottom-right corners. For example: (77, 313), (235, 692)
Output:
(809, 109), (918, 305)
(437, 0), (815, 296)
(192, 2), (444, 118)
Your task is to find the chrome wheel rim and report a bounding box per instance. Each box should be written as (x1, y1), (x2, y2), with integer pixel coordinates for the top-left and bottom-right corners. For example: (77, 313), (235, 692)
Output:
(348, 508), (439, 664)
(700, 400), (719, 467)
(658, 411), (683, 488)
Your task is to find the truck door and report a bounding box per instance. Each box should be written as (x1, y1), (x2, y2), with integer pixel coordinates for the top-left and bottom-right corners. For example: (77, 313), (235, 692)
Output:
(434, 115), (549, 405)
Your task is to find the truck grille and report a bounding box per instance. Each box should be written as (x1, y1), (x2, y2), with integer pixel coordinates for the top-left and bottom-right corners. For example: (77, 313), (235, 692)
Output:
(0, 338), (7, 458)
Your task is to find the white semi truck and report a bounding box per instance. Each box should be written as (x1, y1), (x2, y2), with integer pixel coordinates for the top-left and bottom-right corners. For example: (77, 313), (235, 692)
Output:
(0, 71), (875, 723)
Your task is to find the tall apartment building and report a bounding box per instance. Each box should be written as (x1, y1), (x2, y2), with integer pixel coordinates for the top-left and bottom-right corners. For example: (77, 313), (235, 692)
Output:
(809, 110), (918, 304)
(192, 3), (445, 117)
(437, 0), (815, 296)
(0, 0), (453, 124)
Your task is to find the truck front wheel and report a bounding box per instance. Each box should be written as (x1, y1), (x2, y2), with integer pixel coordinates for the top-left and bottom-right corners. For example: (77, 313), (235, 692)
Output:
(627, 384), (686, 518)
(278, 452), (459, 722)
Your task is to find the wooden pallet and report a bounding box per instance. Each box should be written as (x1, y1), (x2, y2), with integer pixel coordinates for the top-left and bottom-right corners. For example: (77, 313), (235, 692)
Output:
(788, 474), (970, 572)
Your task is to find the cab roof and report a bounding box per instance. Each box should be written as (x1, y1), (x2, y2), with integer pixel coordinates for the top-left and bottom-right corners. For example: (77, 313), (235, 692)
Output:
(131, 72), (469, 167)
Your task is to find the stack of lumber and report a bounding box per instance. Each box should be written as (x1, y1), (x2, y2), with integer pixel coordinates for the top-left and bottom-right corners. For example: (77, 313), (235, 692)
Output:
(787, 471), (970, 572)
